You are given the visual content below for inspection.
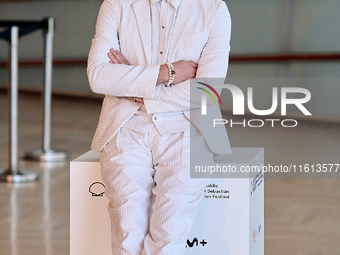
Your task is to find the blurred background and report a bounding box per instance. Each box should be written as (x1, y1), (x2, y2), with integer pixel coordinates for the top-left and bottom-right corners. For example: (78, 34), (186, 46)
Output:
(0, 0), (339, 254)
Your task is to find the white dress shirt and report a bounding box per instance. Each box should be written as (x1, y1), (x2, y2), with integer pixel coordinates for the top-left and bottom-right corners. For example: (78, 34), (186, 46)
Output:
(150, 0), (181, 65)
(124, 0), (190, 135)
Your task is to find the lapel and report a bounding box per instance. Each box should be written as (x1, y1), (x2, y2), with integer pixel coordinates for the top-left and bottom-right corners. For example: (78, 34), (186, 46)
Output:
(132, 0), (152, 64)
(168, 0), (198, 62)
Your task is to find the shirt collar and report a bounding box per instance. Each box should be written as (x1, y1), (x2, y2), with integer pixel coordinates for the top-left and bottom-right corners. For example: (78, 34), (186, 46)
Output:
(150, 0), (181, 9)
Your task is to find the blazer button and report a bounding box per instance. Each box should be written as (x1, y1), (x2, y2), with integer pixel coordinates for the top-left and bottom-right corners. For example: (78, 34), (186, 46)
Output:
(154, 117), (157, 120)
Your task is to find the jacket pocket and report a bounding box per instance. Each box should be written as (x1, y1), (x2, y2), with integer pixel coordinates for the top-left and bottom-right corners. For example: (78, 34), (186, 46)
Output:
(176, 32), (208, 63)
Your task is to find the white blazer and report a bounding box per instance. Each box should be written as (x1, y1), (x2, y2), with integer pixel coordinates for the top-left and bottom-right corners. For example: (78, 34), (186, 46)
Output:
(87, 0), (232, 155)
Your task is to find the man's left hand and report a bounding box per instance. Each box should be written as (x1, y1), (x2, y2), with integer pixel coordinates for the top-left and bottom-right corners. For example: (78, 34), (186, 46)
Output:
(108, 48), (130, 65)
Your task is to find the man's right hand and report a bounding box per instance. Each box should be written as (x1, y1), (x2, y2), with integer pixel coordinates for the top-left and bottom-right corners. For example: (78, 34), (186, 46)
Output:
(172, 60), (198, 84)
(157, 60), (198, 85)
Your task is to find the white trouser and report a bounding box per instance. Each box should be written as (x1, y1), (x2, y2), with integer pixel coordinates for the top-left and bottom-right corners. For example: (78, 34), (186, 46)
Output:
(100, 124), (214, 255)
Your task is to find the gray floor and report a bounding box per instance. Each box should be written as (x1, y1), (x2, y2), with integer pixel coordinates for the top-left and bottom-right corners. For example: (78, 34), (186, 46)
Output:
(0, 91), (339, 254)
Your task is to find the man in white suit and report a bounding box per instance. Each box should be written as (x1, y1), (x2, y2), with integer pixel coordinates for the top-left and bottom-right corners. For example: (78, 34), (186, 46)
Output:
(87, 0), (232, 254)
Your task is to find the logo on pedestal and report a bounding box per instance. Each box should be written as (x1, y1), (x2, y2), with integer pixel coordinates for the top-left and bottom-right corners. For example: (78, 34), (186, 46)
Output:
(89, 182), (105, 197)
(252, 224), (262, 243)
(185, 238), (208, 248)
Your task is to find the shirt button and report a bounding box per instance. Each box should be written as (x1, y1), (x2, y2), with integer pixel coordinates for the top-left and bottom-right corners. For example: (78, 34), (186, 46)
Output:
(160, 51), (163, 54)
(154, 117), (157, 120)
(162, 26), (165, 29)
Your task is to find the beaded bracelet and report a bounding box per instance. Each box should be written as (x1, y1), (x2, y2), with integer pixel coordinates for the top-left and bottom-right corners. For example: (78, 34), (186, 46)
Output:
(166, 62), (175, 87)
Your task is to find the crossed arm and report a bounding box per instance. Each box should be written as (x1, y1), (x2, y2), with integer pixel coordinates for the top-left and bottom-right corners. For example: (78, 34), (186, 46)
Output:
(88, 0), (231, 114)
(107, 48), (198, 103)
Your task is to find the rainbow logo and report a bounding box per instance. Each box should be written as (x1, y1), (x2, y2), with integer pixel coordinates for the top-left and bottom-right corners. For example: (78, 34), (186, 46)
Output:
(196, 82), (222, 115)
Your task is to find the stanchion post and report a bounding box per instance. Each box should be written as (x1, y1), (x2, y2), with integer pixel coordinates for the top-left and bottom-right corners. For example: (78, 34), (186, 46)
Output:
(9, 26), (19, 176)
(0, 26), (40, 183)
(23, 17), (69, 162)
(43, 17), (54, 152)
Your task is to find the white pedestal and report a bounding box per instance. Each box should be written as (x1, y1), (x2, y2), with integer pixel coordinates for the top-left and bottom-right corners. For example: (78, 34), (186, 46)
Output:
(70, 151), (111, 255)
(70, 148), (264, 255)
